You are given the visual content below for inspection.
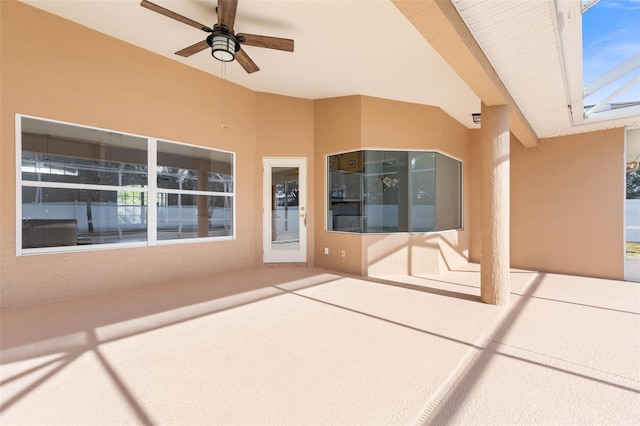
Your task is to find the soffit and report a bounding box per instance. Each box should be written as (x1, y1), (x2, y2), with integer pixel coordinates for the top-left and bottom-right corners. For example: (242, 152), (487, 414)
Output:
(452, 0), (571, 138)
(453, 0), (639, 138)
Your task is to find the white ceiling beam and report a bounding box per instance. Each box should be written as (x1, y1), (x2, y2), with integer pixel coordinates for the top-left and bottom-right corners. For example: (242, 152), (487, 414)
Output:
(554, 0), (585, 127)
(580, 0), (601, 13)
(584, 75), (640, 118)
(584, 104), (640, 124)
(584, 53), (640, 98)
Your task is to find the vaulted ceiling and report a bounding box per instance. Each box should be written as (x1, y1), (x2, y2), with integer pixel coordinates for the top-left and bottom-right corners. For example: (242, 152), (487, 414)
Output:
(19, 0), (640, 139)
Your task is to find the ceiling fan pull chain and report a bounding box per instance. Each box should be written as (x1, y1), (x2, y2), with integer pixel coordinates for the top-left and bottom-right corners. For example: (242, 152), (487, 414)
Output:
(221, 61), (228, 130)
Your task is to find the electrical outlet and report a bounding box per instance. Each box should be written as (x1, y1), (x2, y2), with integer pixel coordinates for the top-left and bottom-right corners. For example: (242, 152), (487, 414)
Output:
(324, 247), (329, 255)
(341, 250), (346, 258)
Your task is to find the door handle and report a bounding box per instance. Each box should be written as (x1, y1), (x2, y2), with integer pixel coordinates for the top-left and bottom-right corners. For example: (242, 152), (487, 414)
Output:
(300, 212), (307, 227)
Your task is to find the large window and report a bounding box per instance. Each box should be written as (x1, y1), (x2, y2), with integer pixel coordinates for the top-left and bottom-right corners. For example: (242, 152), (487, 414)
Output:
(327, 150), (461, 233)
(18, 115), (234, 254)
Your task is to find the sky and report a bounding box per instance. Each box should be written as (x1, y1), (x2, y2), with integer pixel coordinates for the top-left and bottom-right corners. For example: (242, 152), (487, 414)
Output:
(582, 0), (640, 105)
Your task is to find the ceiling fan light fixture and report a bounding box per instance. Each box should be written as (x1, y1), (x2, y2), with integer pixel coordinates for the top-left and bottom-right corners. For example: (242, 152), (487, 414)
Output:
(211, 34), (236, 62)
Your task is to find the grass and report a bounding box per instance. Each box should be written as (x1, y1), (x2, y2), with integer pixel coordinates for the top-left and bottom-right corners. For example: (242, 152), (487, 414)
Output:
(626, 242), (640, 257)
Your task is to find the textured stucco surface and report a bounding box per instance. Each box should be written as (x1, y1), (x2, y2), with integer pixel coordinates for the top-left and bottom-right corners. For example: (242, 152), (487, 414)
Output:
(510, 128), (624, 279)
(2, 266), (637, 424)
(480, 103), (511, 304)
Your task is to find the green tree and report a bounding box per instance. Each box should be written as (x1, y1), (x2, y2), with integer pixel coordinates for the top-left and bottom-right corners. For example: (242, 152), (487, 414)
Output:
(627, 170), (640, 199)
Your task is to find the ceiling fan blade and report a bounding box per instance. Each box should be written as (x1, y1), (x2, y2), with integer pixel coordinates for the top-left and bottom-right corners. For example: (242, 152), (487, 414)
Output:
(141, 0), (211, 32)
(175, 40), (210, 57)
(218, 0), (238, 31)
(237, 33), (294, 52)
(235, 49), (259, 74)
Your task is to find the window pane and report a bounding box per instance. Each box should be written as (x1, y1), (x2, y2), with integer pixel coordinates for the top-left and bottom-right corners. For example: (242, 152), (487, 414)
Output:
(327, 150), (462, 234)
(157, 193), (233, 240)
(363, 151), (405, 232)
(22, 187), (147, 249)
(435, 153), (462, 231)
(157, 141), (233, 193)
(410, 152), (436, 232)
(328, 153), (365, 232)
(21, 117), (147, 187)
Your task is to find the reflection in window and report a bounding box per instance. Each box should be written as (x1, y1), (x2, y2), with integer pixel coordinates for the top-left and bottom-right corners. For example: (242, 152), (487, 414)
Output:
(328, 150), (461, 233)
(21, 132), (148, 187)
(18, 116), (235, 253)
(156, 194), (232, 240)
(156, 141), (233, 239)
(22, 187), (148, 248)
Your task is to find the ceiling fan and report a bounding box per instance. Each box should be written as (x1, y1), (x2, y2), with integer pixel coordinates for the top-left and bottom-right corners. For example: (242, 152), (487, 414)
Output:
(140, 0), (294, 73)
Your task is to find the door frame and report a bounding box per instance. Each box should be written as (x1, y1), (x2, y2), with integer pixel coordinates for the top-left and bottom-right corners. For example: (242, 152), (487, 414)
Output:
(263, 157), (307, 263)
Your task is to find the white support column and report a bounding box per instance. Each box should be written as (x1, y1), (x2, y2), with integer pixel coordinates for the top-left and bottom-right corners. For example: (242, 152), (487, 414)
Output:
(480, 103), (510, 305)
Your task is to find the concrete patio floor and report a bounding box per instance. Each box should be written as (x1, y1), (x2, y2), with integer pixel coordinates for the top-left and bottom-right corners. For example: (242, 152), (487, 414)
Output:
(1, 264), (639, 425)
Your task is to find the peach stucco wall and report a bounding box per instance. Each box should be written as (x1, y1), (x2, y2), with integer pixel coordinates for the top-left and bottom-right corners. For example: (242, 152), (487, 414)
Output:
(313, 97), (364, 275)
(469, 128), (625, 280)
(510, 128), (624, 279)
(468, 130), (482, 262)
(313, 96), (472, 276)
(360, 97), (472, 276)
(0, 1), (627, 307)
(0, 1), (314, 307)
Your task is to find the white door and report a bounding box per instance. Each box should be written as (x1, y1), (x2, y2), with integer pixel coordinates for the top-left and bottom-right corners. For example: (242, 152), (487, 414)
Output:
(263, 158), (307, 263)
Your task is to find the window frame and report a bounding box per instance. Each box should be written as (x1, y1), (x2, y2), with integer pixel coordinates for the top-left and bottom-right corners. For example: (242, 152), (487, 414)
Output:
(325, 148), (463, 234)
(16, 114), (236, 255)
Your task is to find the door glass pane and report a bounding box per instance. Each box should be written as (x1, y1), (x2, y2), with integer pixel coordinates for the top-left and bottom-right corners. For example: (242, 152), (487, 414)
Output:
(271, 166), (299, 250)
